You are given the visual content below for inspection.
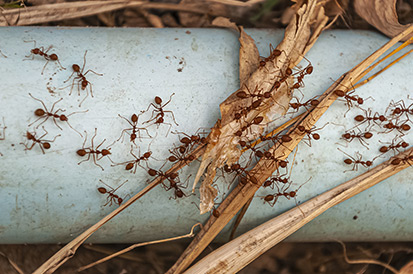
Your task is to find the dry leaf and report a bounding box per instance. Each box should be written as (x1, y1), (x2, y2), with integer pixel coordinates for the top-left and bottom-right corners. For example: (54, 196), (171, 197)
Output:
(354, 0), (413, 41)
(193, 0), (328, 214)
(401, 261), (413, 274)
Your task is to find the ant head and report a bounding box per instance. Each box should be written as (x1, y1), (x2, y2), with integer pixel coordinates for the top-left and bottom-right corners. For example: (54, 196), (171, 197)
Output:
(259, 60), (266, 67)
(289, 191), (296, 198)
(178, 146), (186, 154)
(273, 49), (281, 57)
(391, 158), (401, 165)
(366, 161), (373, 166)
(42, 142), (51, 149)
(392, 108), (401, 115)
(200, 137), (208, 144)
(293, 83), (300, 89)
(236, 91), (248, 98)
(234, 113), (242, 120)
(169, 172), (179, 180)
(97, 187), (107, 194)
(231, 163), (240, 170)
(306, 66), (313, 74)
(273, 81), (280, 89)
(357, 98), (364, 104)
(279, 160), (288, 168)
(234, 130), (242, 137)
(125, 163), (134, 170)
(188, 155), (195, 161)
(223, 165), (231, 173)
(117, 197), (123, 205)
(32, 48), (40, 54)
(59, 115), (68, 121)
(290, 102), (299, 109)
(297, 125), (306, 132)
(169, 155), (178, 162)
(263, 92), (271, 98)
(101, 149), (111, 156)
(26, 132), (35, 140)
(402, 142), (409, 148)
(379, 115), (386, 122)
(131, 114), (139, 123)
(285, 68), (292, 76)
(49, 54), (58, 61)
(155, 96), (162, 105)
(264, 151), (272, 158)
(72, 64), (80, 72)
(239, 140), (246, 147)
(34, 109), (45, 116)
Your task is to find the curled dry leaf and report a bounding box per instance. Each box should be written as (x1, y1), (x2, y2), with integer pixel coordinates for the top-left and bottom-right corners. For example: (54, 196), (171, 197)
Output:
(193, 1), (328, 214)
(400, 261), (413, 274)
(354, 0), (413, 41)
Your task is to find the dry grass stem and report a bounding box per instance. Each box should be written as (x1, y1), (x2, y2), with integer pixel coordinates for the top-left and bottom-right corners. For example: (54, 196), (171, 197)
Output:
(77, 223), (201, 272)
(33, 145), (206, 274)
(0, 251), (24, 274)
(184, 148), (413, 274)
(167, 25), (413, 274)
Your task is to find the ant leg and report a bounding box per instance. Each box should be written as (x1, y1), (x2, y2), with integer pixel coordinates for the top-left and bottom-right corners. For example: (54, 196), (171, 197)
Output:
(96, 138), (106, 150)
(63, 71), (77, 84)
(92, 154), (104, 171)
(79, 87), (89, 107)
(65, 120), (83, 137)
(83, 69), (103, 76)
(89, 82), (94, 98)
(90, 128), (97, 149)
(56, 59), (66, 70)
(164, 110), (179, 126)
(117, 128), (131, 142)
(81, 50), (88, 73)
(41, 60), (50, 75)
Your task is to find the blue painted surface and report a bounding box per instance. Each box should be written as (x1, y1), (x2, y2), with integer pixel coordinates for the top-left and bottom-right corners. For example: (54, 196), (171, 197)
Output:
(0, 27), (411, 243)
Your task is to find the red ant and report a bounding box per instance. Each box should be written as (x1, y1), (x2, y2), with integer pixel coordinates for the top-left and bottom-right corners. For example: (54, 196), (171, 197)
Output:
(63, 50), (103, 107)
(234, 116), (264, 137)
(168, 146), (197, 163)
(334, 89), (365, 116)
(296, 123), (329, 147)
(289, 96), (320, 113)
(353, 108), (386, 130)
(147, 167), (187, 198)
(21, 127), (60, 154)
(24, 40), (65, 74)
(223, 162), (259, 186)
(143, 93), (179, 136)
(263, 174), (290, 189)
(381, 120), (411, 135)
(390, 153), (413, 166)
(172, 129), (208, 149)
(386, 98), (413, 119)
(378, 137), (409, 155)
(77, 128), (112, 171)
(338, 148), (373, 172)
(28, 93), (86, 137)
(98, 180), (129, 206)
(236, 85), (272, 100)
(117, 113), (151, 145)
(259, 44), (283, 68)
(340, 128), (373, 149)
(261, 177), (311, 212)
(111, 145), (153, 174)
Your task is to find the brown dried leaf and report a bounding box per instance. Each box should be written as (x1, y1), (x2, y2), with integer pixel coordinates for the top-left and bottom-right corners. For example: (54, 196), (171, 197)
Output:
(354, 0), (413, 41)
(193, 0), (328, 214)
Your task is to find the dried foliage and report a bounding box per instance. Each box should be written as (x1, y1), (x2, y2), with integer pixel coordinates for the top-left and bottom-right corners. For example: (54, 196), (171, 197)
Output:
(354, 0), (413, 41)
